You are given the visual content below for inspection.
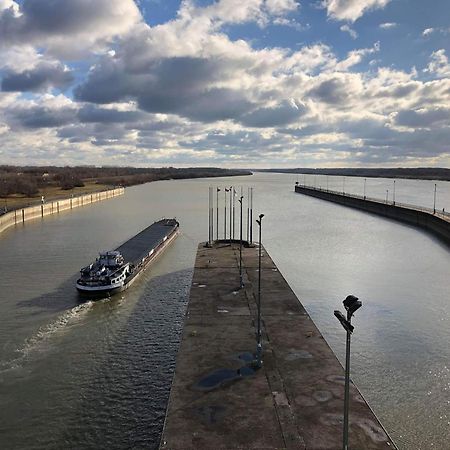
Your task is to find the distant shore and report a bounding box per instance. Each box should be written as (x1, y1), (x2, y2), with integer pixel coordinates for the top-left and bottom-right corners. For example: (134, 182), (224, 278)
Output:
(256, 167), (450, 181)
(0, 166), (252, 213)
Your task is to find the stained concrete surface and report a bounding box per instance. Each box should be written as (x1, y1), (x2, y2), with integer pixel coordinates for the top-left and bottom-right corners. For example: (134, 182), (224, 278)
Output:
(160, 242), (396, 450)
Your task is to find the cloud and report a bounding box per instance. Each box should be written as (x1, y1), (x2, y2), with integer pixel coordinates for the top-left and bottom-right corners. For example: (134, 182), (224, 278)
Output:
(0, 0), (141, 56)
(379, 22), (396, 29)
(340, 24), (358, 39)
(422, 28), (435, 37)
(394, 107), (450, 129)
(240, 99), (307, 127)
(424, 49), (450, 78)
(322, 0), (391, 22)
(1, 61), (73, 92)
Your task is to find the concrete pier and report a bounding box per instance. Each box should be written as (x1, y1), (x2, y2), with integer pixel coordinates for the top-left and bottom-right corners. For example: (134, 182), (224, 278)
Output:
(160, 242), (396, 449)
(295, 185), (450, 246)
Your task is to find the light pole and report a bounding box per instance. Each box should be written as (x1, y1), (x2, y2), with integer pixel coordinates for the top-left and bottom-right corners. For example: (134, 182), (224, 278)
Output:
(343, 177), (345, 195)
(216, 187), (220, 241)
(363, 178), (366, 200)
(433, 183), (437, 214)
(238, 195), (244, 288)
(393, 180), (396, 205)
(334, 295), (362, 450)
(255, 213), (264, 367)
(385, 190), (389, 204)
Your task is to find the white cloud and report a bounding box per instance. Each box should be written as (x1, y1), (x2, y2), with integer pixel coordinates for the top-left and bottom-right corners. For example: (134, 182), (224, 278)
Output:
(424, 49), (450, 78)
(322, 0), (391, 22)
(340, 24), (358, 39)
(422, 28), (435, 37)
(379, 22), (396, 29)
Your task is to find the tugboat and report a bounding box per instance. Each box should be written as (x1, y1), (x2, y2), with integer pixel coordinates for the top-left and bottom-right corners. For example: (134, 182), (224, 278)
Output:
(76, 218), (179, 297)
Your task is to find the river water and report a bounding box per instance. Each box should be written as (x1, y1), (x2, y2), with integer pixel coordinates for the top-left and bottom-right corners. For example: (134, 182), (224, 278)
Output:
(0, 173), (449, 449)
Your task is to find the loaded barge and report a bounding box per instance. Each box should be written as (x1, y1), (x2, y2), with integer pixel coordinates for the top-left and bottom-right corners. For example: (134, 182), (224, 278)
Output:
(76, 218), (179, 297)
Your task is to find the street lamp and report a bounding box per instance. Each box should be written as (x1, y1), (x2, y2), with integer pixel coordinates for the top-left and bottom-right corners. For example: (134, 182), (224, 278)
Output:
(238, 195), (244, 288)
(433, 183), (437, 214)
(363, 178), (366, 200)
(255, 213), (265, 367)
(334, 295), (362, 450)
(393, 180), (396, 205)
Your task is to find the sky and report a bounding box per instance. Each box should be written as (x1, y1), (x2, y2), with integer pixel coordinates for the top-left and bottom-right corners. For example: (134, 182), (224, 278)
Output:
(1, 0), (450, 168)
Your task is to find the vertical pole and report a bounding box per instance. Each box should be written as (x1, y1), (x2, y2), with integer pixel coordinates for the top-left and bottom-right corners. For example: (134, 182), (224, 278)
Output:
(232, 188), (235, 240)
(224, 189), (227, 240)
(433, 183), (437, 214)
(250, 188), (253, 244)
(22, 209), (25, 223)
(256, 214), (264, 367)
(393, 180), (396, 205)
(229, 187), (232, 242)
(239, 196), (243, 288)
(386, 190), (389, 204)
(208, 186), (211, 244)
(247, 187), (250, 241)
(364, 178), (366, 200)
(216, 188), (220, 241)
(343, 318), (351, 450)
(327, 175), (329, 192)
(343, 177), (345, 195)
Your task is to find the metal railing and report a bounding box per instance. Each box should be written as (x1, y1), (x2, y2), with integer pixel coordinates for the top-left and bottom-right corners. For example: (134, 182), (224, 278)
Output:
(296, 184), (450, 221)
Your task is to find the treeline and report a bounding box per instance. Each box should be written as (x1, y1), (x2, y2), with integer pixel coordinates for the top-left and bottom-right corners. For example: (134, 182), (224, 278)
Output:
(0, 166), (252, 197)
(257, 167), (450, 181)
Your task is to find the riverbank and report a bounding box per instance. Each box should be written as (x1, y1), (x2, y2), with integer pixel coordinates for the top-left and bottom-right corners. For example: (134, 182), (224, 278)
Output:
(160, 241), (396, 449)
(0, 187), (124, 236)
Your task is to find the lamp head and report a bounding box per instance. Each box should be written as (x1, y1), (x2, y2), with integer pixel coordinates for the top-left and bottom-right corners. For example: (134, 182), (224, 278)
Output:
(334, 310), (354, 333)
(259, 213), (265, 220)
(343, 295), (362, 317)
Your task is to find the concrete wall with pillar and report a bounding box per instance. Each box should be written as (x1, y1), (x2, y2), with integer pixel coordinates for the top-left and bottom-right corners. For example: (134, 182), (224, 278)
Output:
(295, 185), (450, 246)
(0, 187), (125, 236)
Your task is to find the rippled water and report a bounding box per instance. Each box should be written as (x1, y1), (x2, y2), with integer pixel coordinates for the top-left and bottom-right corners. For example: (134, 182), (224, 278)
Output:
(0, 173), (449, 449)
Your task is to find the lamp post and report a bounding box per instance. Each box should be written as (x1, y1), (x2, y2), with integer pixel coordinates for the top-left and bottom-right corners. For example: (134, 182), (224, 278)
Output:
(216, 187), (220, 241)
(393, 180), (396, 205)
(238, 196), (244, 288)
(334, 295), (362, 450)
(385, 190), (389, 204)
(343, 177), (345, 195)
(433, 183), (437, 214)
(363, 178), (366, 200)
(255, 213), (264, 367)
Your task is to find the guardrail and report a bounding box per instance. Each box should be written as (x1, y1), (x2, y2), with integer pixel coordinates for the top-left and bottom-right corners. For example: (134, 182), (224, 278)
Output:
(295, 184), (450, 245)
(296, 184), (450, 222)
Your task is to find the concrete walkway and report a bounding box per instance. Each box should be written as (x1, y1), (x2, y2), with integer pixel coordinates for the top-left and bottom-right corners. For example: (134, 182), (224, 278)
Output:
(160, 242), (396, 449)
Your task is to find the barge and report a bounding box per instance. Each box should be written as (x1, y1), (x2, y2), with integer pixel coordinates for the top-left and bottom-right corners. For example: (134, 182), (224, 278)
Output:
(76, 218), (179, 297)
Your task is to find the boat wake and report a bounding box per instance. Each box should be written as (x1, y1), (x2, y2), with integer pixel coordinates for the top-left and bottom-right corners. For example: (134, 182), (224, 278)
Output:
(0, 301), (94, 374)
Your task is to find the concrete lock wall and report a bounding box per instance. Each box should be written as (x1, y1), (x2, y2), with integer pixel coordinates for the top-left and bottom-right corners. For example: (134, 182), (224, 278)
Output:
(0, 187), (125, 236)
(295, 185), (450, 246)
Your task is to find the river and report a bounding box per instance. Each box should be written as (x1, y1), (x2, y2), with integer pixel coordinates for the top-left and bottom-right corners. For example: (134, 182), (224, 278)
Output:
(0, 173), (449, 449)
